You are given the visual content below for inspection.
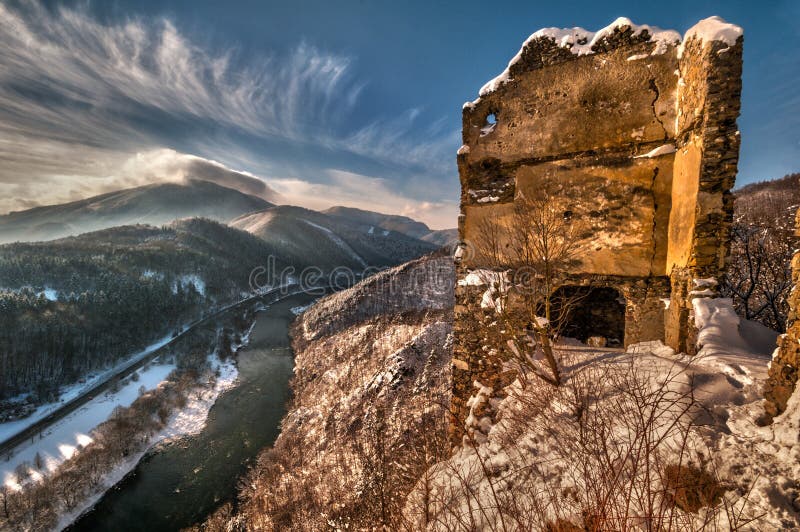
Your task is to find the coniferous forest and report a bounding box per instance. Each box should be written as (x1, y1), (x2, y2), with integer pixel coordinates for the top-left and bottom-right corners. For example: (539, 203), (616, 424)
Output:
(0, 219), (281, 404)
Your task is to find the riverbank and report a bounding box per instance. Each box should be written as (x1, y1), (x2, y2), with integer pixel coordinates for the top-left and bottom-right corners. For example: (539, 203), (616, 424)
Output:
(69, 292), (319, 531)
(0, 305), (258, 532)
(55, 355), (239, 531)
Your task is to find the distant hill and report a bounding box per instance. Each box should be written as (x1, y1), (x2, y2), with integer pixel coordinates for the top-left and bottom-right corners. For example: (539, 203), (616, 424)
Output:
(734, 173), (800, 232)
(322, 206), (457, 248)
(420, 228), (459, 247)
(322, 206), (432, 238)
(231, 205), (439, 271)
(0, 180), (272, 244)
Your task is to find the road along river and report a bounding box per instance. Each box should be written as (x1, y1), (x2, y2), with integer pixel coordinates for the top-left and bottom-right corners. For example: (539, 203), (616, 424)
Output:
(67, 292), (319, 531)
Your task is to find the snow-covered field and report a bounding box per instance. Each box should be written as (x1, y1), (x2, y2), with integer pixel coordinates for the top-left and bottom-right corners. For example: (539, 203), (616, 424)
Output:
(1, 361), (176, 488)
(405, 297), (800, 529)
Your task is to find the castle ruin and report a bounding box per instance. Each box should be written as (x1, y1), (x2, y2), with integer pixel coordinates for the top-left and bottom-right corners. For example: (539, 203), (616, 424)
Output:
(452, 17), (744, 444)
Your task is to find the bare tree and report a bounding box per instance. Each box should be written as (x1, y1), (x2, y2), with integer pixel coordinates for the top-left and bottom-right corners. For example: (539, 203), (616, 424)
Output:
(474, 193), (586, 386)
(722, 219), (795, 333)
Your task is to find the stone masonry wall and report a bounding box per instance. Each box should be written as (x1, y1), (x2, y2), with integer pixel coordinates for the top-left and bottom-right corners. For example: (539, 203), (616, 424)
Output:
(451, 18), (743, 446)
(665, 27), (744, 354)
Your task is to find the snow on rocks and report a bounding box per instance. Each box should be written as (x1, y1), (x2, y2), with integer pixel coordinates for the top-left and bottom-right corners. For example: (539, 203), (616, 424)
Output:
(458, 269), (508, 313)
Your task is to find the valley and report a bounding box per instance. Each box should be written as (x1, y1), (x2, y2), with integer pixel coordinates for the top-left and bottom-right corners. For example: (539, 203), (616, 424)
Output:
(0, 179), (452, 530)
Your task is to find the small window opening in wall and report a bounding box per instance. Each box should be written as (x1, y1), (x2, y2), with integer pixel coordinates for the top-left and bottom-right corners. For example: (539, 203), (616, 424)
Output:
(480, 112), (498, 137)
(563, 210), (573, 220)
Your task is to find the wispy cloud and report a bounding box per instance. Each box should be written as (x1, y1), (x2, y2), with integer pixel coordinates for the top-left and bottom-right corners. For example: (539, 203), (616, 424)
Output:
(0, 1), (458, 222)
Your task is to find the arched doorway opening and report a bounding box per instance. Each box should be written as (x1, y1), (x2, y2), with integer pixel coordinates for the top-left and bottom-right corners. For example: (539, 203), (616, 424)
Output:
(550, 286), (626, 346)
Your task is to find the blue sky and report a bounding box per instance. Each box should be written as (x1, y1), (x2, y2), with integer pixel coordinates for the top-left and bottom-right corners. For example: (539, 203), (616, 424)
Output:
(0, 0), (797, 228)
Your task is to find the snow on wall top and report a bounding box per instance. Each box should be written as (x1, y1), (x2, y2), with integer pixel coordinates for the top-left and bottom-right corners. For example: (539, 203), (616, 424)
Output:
(678, 16), (743, 57)
(468, 16), (741, 105)
(475, 17), (680, 99)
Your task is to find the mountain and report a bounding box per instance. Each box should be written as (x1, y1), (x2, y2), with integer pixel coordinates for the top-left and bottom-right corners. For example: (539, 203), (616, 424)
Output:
(0, 180), (272, 244)
(322, 206), (432, 238)
(230, 205), (439, 271)
(322, 206), (458, 247)
(420, 228), (459, 247)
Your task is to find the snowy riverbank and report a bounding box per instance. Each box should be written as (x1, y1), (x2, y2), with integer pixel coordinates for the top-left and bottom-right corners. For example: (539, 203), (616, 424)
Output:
(0, 330), (179, 445)
(1, 360), (176, 487)
(54, 355), (238, 531)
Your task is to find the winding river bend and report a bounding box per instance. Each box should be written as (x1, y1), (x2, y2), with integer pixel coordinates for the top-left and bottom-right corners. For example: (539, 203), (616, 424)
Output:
(68, 293), (318, 531)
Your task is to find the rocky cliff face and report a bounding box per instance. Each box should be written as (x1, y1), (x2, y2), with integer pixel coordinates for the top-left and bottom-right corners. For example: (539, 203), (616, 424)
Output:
(202, 253), (454, 530)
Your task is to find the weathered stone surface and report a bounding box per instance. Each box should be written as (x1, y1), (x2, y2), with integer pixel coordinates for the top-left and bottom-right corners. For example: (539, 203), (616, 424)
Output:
(451, 18), (743, 446)
(463, 154), (674, 277)
(462, 47), (678, 163)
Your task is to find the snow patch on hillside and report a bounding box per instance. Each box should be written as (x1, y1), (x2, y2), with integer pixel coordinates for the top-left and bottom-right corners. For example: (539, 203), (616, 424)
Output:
(303, 219), (368, 268)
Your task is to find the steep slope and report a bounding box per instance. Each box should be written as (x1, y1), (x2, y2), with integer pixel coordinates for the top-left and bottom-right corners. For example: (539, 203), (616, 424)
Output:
(723, 173), (800, 331)
(0, 180), (272, 243)
(734, 172), (800, 232)
(231, 205), (438, 271)
(201, 253), (455, 530)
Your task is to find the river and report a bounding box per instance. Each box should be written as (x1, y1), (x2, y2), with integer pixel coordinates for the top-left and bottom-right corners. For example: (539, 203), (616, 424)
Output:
(67, 292), (318, 531)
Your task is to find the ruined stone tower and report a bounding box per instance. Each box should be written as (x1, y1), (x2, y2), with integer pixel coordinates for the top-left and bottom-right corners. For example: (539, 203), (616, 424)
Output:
(452, 17), (744, 444)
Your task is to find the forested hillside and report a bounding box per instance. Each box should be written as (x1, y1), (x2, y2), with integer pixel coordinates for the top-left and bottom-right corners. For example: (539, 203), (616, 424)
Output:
(0, 219), (280, 403)
(724, 173), (800, 331)
(231, 205), (438, 270)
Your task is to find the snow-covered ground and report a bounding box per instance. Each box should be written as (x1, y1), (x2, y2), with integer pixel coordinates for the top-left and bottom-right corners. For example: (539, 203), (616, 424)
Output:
(0, 331), (179, 445)
(1, 361), (176, 488)
(405, 298), (798, 530)
(54, 354), (238, 531)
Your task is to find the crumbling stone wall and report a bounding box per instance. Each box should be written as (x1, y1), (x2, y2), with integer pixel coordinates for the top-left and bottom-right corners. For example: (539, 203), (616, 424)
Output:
(452, 17), (743, 445)
(764, 209), (800, 419)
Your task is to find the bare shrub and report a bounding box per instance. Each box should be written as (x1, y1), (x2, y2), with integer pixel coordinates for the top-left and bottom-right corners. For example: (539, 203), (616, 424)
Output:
(411, 351), (761, 531)
(473, 193), (587, 386)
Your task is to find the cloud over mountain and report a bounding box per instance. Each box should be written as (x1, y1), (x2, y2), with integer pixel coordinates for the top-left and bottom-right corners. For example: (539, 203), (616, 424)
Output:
(0, 1), (458, 228)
